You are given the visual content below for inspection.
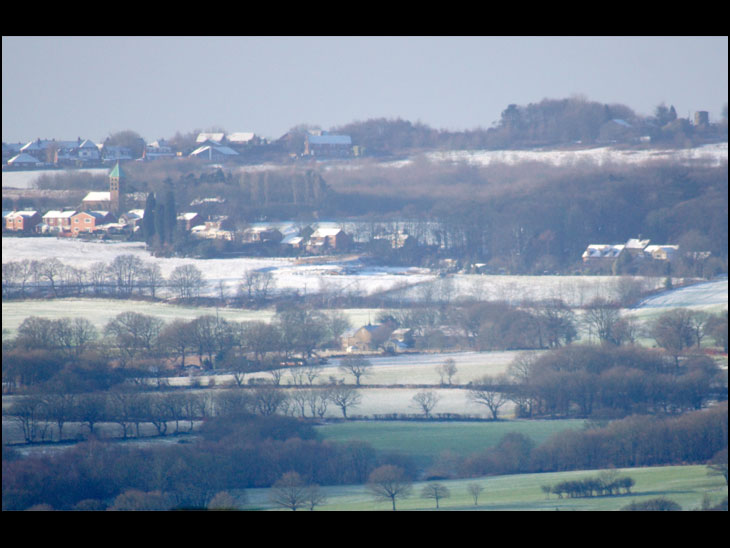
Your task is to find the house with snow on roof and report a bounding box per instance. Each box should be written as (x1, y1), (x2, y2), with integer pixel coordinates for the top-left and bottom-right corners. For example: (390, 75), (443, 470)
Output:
(342, 323), (395, 352)
(5, 210), (41, 232)
(189, 142), (239, 162)
(6, 152), (43, 168)
(177, 212), (204, 231)
(143, 139), (178, 160)
(306, 226), (353, 253)
(41, 210), (77, 233)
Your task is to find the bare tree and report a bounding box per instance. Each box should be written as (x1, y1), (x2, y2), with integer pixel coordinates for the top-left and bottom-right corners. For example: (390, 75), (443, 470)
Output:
(104, 311), (164, 366)
(270, 471), (309, 511)
(469, 375), (510, 420)
(159, 319), (194, 369)
(305, 389), (331, 418)
(42, 392), (76, 442)
(367, 465), (413, 511)
(338, 355), (372, 386)
(420, 482), (450, 509)
(412, 390), (440, 418)
(328, 385), (361, 419)
(467, 482), (484, 505)
(240, 269), (275, 304)
(304, 484), (328, 511)
(252, 386), (288, 416)
(436, 358), (457, 385)
(140, 262), (165, 298)
(107, 254), (145, 297)
(168, 263), (206, 299)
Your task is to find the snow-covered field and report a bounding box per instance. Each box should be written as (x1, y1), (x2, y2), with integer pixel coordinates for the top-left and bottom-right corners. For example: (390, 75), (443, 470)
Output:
(420, 142), (728, 168)
(635, 277), (728, 309)
(1, 236), (684, 308)
(1, 236), (434, 300)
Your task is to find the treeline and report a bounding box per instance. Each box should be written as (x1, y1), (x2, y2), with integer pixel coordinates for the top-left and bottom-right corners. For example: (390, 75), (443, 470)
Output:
(331, 98), (728, 153)
(5, 383), (364, 444)
(3, 255), (209, 301)
(2, 414), (412, 511)
(3, 305), (351, 390)
(3, 402), (726, 510)
(427, 403), (728, 479)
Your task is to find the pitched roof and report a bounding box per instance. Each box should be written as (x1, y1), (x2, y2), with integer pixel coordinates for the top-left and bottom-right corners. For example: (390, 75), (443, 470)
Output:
(7, 153), (41, 164)
(625, 238), (650, 250)
(196, 132), (225, 143)
(189, 144), (239, 157)
(311, 227), (344, 237)
(227, 132), (255, 143)
(43, 210), (77, 219)
(6, 210), (39, 218)
(582, 244), (625, 259)
(82, 191), (111, 202)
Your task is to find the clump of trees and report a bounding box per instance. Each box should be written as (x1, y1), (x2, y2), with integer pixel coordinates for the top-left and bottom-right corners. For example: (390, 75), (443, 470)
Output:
(547, 471), (635, 498)
(500, 340), (725, 419)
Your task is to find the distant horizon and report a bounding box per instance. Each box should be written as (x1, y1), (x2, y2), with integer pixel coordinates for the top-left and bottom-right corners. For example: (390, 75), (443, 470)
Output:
(3, 36), (727, 145)
(2, 102), (729, 148)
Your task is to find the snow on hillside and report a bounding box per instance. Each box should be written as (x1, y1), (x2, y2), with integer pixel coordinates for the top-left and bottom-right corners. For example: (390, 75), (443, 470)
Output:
(421, 142), (728, 168)
(2, 236), (702, 308)
(1, 236), (434, 299)
(635, 277), (728, 309)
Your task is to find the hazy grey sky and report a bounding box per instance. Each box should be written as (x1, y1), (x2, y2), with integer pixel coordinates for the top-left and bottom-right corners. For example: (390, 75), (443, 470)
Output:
(2, 36), (728, 144)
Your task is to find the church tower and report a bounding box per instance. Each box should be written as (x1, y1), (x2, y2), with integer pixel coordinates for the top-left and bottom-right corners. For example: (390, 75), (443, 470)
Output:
(109, 162), (124, 215)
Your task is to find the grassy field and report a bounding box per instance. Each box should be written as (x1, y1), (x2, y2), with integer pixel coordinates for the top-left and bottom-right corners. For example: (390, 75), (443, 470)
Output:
(315, 419), (587, 469)
(239, 464), (728, 511)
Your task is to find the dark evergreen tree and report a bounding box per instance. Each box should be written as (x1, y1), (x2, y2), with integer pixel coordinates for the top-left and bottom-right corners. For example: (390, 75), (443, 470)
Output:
(163, 189), (177, 244)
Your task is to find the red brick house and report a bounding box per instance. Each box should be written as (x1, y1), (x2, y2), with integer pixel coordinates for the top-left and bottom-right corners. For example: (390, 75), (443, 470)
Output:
(70, 210), (115, 235)
(5, 210), (41, 232)
(41, 210), (77, 233)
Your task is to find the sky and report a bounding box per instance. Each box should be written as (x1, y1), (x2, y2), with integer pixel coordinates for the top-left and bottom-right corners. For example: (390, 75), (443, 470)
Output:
(2, 36), (728, 145)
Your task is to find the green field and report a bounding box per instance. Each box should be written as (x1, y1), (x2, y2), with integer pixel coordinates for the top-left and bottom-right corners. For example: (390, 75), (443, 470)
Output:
(315, 419), (587, 469)
(239, 464), (728, 511)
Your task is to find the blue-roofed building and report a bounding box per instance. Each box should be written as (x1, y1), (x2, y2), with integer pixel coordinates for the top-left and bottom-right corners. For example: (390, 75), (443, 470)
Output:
(304, 132), (353, 157)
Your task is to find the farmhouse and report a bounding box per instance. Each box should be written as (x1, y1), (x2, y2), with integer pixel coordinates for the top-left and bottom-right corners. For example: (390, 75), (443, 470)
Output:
(342, 324), (395, 352)
(644, 244), (679, 261)
(241, 226), (283, 244)
(307, 226), (353, 253)
(582, 237), (680, 272)
(177, 212), (204, 231)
